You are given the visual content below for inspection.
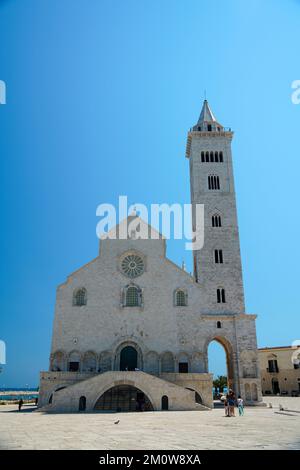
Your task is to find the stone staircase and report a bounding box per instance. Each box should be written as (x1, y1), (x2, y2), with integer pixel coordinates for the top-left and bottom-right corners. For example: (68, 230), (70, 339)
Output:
(39, 371), (210, 413)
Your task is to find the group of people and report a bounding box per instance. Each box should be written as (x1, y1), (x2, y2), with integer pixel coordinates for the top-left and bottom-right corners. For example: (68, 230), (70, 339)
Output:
(221, 390), (244, 417)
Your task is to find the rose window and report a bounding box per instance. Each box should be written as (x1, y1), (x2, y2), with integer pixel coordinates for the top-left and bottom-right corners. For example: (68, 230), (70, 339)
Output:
(121, 255), (144, 278)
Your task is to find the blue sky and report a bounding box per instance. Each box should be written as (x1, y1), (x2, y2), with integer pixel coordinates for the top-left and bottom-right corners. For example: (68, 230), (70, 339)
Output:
(0, 0), (299, 387)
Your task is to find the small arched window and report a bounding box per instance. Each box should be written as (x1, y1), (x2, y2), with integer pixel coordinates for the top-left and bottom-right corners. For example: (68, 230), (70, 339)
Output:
(208, 175), (220, 190)
(175, 289), (187, 307)
(214, 249), (223, 264)
(217, 288), (226, 304)
(212, 214), (222, 227)
(125, 285), (142, 307)
(200, 151), (223, 163)
(74, 288), (87, 306)
(217, 321), (222, 329)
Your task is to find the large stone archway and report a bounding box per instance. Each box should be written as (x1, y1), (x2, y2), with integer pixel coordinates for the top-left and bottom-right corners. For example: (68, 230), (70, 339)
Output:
(204, 336), (236, 393)
(94, 384), (154, 412)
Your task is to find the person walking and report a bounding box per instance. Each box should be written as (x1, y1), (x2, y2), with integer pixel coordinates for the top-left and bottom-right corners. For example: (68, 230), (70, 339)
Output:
(18, 399), (23, 411)
(237, 395), (244, 416)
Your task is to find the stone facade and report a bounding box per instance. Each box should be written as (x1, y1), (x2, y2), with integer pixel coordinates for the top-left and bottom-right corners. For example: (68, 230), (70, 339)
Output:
(259, 346), (300, 397)
(39, 100), (263, 412)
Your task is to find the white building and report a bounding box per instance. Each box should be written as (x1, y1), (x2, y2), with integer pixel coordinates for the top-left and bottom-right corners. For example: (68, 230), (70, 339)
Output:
(39, 100), (263, 412)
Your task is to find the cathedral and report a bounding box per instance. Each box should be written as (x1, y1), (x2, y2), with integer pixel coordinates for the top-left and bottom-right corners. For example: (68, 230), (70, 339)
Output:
(38, 100), (263, 412)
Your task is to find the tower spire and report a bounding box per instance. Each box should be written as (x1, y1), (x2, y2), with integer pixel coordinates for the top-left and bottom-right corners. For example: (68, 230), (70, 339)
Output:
(198, 100), (217, 124)
(191, 99), (224, 133)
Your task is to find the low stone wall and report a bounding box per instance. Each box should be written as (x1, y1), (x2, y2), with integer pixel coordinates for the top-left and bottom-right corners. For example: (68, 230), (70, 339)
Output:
(160, 373), (213, 408)
(39, 371), (96, 407)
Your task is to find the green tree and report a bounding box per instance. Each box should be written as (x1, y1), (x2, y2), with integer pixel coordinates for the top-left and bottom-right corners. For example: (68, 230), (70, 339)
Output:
(213, 375), (228, 393)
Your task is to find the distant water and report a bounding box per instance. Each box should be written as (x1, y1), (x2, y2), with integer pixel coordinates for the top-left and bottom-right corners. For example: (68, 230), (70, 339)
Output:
(0, 388), (39, 401)
(0, 388), (38, 392)
(0, 394), (38, 401)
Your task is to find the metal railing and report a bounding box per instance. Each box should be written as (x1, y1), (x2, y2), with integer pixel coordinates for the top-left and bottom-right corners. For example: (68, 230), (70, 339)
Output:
(189, 126), (232, 133)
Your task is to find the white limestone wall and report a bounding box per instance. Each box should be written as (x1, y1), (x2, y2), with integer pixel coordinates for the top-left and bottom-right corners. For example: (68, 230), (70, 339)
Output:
(51, 237), (204, 358)
(188, 132), (245, 314)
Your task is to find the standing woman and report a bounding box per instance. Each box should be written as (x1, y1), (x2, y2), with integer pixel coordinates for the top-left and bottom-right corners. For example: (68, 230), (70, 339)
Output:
(228, 390), (236, 417)
(221, 394), (229, 417)
(237, 395), (244, 416)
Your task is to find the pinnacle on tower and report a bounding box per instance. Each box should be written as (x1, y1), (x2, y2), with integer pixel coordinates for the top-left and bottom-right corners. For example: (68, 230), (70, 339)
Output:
(192, 100), (224, 132)
(198, 99), (217, 124)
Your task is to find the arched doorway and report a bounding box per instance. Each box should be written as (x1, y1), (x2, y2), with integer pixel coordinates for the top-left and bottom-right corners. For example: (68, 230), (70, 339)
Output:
(161, 395), (169, 410)
(207, 337), (235, 403)
(94, 385), (154, 412)
(120, 346), (138, 371)
(79, 396), (86, 411)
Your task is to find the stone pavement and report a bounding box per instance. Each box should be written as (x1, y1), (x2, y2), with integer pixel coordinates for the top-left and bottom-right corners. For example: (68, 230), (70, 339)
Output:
(0, 397), (299, 450)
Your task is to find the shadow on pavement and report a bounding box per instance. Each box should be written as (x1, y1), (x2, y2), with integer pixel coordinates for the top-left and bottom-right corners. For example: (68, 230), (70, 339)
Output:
(8, 405), (37, 413)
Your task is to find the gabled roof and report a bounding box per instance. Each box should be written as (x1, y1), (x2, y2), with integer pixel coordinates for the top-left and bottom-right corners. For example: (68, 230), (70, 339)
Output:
(101, 214), (165, 241)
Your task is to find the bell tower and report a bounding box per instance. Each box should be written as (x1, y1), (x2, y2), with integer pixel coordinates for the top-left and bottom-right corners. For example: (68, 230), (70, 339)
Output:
(186, 100), (245, 314)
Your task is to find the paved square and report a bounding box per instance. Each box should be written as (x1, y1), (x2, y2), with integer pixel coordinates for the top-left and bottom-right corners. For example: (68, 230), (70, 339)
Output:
(0, 398), (299, 450)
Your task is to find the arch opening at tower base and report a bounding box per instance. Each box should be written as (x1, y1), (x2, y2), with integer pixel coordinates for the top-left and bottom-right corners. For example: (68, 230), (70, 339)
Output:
(94, 385), (154, 412)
